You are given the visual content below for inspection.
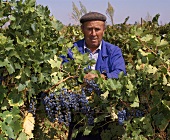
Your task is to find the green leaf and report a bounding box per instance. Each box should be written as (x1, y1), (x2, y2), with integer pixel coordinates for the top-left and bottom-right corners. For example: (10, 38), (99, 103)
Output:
(126, 80), (135, 92)
(78, 73), (85, 83)
(0, 134), (6, 140)
(17, 132), (27, 140)
(18, 83), (26, 92)
(48, 58), (61, 68)
(83, 126), (93, 136)
(10, 15), (16, 21)
(39, 73), (45, 83)
(141, 34), (153, 42)
(159, 117), (169, 131)
(1, 122), (14, 139)
(0, 85), (7, 104)
(162, 100), (170, 111)
(8, 90), (24, 106)
(4, 58), (15, 74)
(25, 66), (31, 77)
(31, 23), (36, 31)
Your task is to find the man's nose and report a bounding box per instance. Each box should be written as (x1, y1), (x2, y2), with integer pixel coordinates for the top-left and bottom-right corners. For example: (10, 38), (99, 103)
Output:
(91, 29), (97, 36)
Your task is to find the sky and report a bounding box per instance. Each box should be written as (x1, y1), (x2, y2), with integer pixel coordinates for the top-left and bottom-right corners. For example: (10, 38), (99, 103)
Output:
(36, 0), (170, 25)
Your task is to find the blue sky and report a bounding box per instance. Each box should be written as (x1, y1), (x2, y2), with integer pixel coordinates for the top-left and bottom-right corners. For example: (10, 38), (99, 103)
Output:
(36, 0), (170, 25)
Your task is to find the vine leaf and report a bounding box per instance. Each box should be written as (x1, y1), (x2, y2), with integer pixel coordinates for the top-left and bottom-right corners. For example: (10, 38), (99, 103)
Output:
(17, 132), (27, 140)
(18, 83), (26, 92)
(23, 113), (35, 136)
(48, 55), (61, 69)
(83, 126), (93, 136)
(101, 90), (109, 100)
(130, 95), (139, 107)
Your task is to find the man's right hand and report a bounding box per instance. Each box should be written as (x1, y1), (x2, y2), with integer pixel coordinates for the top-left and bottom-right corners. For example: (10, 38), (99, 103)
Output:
(84, 72), (106, 80)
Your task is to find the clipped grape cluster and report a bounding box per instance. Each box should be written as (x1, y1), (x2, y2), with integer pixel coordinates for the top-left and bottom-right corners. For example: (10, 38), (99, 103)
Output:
(41, 88), (94, 126)
(118, 109), (145, 125)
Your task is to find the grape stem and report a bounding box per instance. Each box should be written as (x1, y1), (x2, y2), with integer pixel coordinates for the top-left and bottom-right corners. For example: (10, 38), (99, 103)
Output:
(120, 99), (130, 107)
(44, 75), (78, 93)
(137, 36), (169, 72)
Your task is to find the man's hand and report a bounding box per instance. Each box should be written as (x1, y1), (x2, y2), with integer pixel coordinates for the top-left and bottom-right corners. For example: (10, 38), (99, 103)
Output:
(84, 73), (106, 80)
(84, 73), (97, 80)
(100, 74), (107, 80)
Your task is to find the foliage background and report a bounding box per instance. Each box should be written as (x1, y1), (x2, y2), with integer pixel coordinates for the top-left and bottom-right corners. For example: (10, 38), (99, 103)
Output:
(0, 0), (169, 140)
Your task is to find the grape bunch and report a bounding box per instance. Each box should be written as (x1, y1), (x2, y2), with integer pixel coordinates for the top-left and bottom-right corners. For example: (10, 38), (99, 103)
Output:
(28, 97), (37, 116)
(126, 109), (145, 118)
(118, 109), (145, 125)
(83, 79), (102, 96)
(118, 109), (127, 125)
(41, 88), (94, 126)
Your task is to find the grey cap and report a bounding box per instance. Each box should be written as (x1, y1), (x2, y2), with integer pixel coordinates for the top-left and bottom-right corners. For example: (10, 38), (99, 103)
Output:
(80, 12), (106, 23)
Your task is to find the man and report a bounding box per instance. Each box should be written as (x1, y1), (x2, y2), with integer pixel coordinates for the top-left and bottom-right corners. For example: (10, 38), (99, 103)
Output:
(65, 12), (126, 80)
(66, 12), (126, 140)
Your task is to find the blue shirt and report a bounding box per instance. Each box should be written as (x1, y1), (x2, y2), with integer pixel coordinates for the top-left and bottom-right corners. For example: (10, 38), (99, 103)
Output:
(63, 39), (126, 79)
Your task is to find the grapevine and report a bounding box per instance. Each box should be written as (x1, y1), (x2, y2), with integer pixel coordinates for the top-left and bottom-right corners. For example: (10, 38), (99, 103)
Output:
(0, 0), (169, 140)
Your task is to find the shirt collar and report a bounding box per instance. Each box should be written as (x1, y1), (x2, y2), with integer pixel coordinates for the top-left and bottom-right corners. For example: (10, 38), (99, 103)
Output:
(84, 41), (102, 53)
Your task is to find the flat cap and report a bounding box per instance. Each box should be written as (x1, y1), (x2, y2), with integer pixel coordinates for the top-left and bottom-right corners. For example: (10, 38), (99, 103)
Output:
(80, 12), (106, 23)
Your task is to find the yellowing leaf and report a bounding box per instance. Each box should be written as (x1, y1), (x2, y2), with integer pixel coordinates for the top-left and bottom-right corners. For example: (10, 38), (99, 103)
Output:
(130, 101), (139, 107)
(147, 65), (158, 74)
(158, 39), (169, 46)
(111, 111), (118, 120)
(15, 75), (21, 79)
(23, 113), (35, 136)
(139, 49), (150, 56)
(130, 95), (139, 107)
(163, 74), (167, 85)
(101, 91), (109, 99)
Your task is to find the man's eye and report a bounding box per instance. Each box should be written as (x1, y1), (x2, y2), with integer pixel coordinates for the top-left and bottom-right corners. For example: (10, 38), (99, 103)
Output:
(87, 28), (92, 31)
(95, 28), (100, 31)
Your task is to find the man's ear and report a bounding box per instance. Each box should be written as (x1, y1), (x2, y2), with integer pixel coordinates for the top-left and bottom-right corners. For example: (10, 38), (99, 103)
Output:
(81, 24), (84, 33)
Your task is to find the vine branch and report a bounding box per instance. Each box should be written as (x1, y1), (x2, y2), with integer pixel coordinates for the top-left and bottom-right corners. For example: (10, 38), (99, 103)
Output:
(44, 75), (78, 93)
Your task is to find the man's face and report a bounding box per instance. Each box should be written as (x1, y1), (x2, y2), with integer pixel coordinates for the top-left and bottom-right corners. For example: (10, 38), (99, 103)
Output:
(81, 20), (105, 50)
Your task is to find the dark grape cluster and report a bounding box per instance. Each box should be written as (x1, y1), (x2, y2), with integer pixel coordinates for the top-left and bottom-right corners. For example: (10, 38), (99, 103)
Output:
(126, 109), (145, 118)
(41, 88), (94, 126)
(83, 79), (102, 96)
(28, 98), (37, 116)
(118, 109), (127, 125)
(118, 109), (145, 125)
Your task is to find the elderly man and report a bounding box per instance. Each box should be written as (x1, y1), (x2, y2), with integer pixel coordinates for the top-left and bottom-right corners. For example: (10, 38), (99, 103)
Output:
(66, 12), (126, 140)
(64, 12), (126, 80)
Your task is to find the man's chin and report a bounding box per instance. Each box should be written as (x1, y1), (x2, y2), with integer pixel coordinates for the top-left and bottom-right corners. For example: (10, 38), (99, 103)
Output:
(90, 42), (99, 47)
(92, 44), (99, 48)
